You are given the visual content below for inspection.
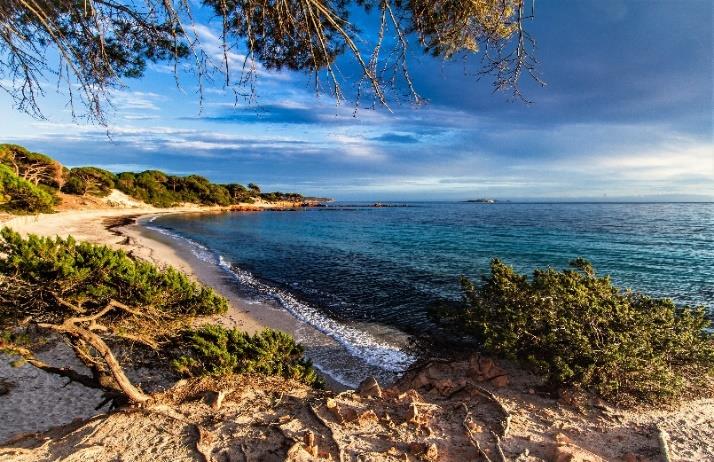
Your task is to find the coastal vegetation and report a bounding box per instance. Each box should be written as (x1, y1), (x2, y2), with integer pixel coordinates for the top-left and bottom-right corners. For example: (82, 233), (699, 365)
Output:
(432, 258), (714, 405)
(0, 165), (56, 213)
(172, 326), (323, 387)
(0, 143), (308, 212)
(62, 166), (117, 197)
(0, 228), (319, 405)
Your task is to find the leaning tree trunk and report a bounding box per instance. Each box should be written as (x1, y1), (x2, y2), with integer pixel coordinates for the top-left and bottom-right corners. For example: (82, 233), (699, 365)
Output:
(35, 300), (152, 404)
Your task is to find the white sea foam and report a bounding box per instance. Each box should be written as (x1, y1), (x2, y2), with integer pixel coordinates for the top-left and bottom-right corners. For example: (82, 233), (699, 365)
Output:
(142, 223), (415, 378)
(217, 255), (415, 373)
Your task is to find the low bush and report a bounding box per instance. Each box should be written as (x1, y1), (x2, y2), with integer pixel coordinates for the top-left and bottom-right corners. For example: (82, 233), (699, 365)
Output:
(0, 165), (56, 213)
(0, 228), (227, 318)
(431, 258), (714, 404)
(173, 325), (323, 387)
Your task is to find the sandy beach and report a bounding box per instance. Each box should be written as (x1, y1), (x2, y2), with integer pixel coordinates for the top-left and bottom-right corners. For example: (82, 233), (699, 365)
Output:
(0, 198), (382, 441)
(1, 201), (713, 460)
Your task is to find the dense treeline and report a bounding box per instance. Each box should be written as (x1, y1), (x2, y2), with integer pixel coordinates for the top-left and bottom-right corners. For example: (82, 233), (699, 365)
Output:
(431, 258), (714, 405)
(0, 144), (308, 212)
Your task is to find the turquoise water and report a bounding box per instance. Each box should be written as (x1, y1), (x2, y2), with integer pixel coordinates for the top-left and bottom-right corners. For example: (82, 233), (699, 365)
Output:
(149, 202), (713, 381)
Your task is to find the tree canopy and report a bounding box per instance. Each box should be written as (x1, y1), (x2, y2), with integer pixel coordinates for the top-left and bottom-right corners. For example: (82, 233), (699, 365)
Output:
(0, 0), (539, 122)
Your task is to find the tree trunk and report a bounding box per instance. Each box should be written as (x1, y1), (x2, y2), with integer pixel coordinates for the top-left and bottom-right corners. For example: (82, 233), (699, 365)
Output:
(38, 322), (151, 403)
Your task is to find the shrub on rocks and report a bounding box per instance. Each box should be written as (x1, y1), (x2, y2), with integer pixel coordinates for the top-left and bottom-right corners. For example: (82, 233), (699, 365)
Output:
(432, 258), (714, 404)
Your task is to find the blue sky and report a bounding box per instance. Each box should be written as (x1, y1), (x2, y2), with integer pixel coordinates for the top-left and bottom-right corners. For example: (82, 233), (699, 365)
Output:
(1, 0), (712, 201)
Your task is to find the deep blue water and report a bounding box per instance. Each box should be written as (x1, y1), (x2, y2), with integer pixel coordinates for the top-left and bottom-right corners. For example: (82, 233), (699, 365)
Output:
(149, 202), (713, 379)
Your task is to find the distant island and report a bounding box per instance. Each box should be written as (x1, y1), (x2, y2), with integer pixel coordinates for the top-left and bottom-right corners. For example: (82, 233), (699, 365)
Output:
(465, 198), (497, 203)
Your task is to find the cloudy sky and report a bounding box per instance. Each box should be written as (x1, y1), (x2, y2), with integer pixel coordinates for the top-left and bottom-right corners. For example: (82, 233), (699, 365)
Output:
(1, 0), (712, 201)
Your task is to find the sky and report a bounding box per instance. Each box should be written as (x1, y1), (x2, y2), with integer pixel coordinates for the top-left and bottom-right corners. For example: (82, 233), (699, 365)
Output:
(1, 0), (712, 201)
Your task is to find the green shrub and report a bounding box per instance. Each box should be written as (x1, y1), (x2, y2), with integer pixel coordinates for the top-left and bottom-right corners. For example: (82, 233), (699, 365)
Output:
(0, 228), (227, 319)
(61, 167), (116, 196)
(0, 165), (56, 213)
(173, 325), (323, 387)
(431, 258), (714, 404)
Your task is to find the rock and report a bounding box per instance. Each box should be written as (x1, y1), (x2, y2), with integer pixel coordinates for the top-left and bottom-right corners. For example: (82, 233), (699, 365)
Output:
(358, 376), (383, 398)
(326, 398), (339, 415)
(286, 442), (315, 461)
(398, 389), (421, 403)
(490, 375), (509, 388)
(303, 430), (318, 457)
(425, 364), (444, 380)
(551, 433), (605, 462)
(434, 378), (457, 396)
(406, 402), (419, 423)
(357, 410), (379, 426)
(478, 357), (496, 378)
(424, 443), (439, 462)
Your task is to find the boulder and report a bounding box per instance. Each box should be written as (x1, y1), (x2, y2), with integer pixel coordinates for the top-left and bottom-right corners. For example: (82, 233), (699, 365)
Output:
(406, 402), (419, 423)
(357, 376), (383, 398)
(489, 375), (509, 388)
(551, 433), (606, 462)
(356, 409), (379, 426)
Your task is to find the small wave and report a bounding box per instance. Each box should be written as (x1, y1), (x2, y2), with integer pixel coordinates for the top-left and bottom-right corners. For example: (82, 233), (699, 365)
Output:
(142, 223), (415, 377)
(217, 256), (415, 373)
(144, 225), (217, 264)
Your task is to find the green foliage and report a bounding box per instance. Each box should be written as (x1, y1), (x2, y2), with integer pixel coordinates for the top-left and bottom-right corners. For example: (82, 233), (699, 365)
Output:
(1, 144), (310, 209)
(115, 169), (303, 207)
(61, 167), (116, 196)
(173, 325), (323, 388)
(432, 258), (714, 404)
(0, 144), (64, 189)
(0, 165), (56, 213)
(0, 228), (227, 324)
(260, 191), (304, 202)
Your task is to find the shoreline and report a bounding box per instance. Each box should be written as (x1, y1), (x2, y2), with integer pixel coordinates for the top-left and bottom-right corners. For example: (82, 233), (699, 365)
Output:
(0, 204), (413, 388)
(2, 206), (714, 460)
(128, 215), (414, 388)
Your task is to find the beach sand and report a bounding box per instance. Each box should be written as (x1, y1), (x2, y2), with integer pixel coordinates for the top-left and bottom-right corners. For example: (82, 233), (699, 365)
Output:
(0, 201), (382, 441)
(1, 201), (712, 460)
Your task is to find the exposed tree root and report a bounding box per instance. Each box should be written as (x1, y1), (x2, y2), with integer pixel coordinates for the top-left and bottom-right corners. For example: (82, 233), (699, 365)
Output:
(657, 426), (672, 462)
(470, 384), (511, 437)
(194, 424), (214, 462)
(308, 401), (344, 462)
(462, 402), (493, 462)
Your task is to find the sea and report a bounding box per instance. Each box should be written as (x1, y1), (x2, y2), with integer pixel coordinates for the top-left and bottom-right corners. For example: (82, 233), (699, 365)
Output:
(145, 202), (714, 386)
